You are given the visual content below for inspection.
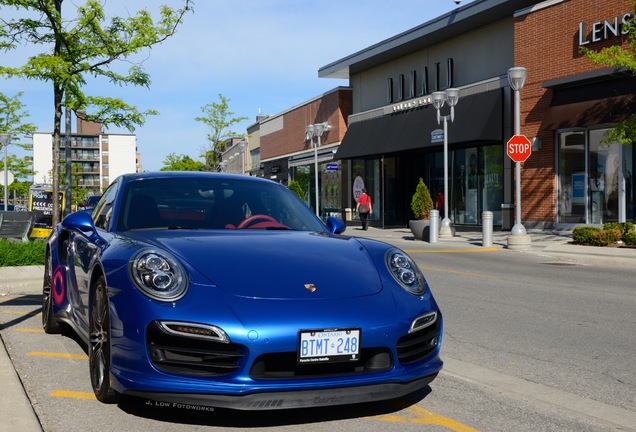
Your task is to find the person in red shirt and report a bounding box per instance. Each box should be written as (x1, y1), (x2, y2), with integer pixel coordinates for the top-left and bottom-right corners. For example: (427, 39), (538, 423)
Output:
(356, 188), (372, 230)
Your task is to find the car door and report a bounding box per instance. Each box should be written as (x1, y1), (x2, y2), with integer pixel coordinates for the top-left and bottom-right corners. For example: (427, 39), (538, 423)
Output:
(70, 230), (99, 329)
(70, 181), (119, 332)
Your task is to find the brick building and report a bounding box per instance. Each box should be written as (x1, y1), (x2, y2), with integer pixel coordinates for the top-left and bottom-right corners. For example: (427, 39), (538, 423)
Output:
(257, 87), (352, 217)
(318, 0), (634, 229)
(515, 0), (634, 225)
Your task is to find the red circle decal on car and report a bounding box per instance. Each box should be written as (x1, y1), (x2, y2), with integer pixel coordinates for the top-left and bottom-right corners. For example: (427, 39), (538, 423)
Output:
(52, 265), (65, 305)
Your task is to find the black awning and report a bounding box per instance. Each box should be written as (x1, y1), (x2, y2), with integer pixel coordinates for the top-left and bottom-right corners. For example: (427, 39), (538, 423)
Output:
(335, 89), (502, 160)
(541, 95), (636, 130)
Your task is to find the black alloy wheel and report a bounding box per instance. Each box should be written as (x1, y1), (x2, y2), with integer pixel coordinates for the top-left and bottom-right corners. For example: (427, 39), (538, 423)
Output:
(42, 251), (61, 334)
(89, 276), (120, 403)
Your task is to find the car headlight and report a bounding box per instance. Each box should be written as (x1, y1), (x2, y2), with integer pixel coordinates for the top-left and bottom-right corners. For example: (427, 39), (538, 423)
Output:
(385, 248), (427, 296)
(130, 249), (188, 301)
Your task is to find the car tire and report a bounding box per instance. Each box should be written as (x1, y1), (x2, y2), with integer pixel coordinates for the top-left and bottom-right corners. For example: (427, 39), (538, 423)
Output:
(89, 276), (120, 403)
(42, 251), (61, 334)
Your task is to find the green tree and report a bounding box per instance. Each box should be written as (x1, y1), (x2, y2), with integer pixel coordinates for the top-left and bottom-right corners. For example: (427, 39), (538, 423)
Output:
(0, 92), (36, 202)
(161, 153), (207, 171)
(5, 154), (34, 201)
(581, 1), (636, 145)
(195, 94), (248, 171)
(0, 0), (193, 225)
(49, 163), (89, 208)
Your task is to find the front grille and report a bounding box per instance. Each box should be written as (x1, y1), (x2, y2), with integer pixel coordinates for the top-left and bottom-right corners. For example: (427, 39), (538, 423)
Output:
(146, 321), (245, 377)
(396, 319), (440, 364)
(250, 348), (392, 379)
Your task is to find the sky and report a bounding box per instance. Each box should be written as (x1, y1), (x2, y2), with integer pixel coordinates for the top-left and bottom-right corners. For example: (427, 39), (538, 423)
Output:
(1, 0), (470, 172)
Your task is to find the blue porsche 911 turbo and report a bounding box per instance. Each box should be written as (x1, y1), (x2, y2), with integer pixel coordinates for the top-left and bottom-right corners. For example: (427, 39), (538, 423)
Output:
(43, 171), (442, 410)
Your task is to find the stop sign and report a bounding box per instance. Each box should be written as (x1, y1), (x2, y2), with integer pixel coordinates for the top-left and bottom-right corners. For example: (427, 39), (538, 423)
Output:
(507, 134), (532, 163)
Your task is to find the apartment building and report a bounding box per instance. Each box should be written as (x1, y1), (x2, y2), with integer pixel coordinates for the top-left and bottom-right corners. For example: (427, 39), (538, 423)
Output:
(33, 116), (138, 199)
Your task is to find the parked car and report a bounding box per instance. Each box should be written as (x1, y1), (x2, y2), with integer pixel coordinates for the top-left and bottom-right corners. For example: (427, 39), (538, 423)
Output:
(84, 195), (101, 208)
(77, 195), (101, 211)
(43, 172), (442, 410)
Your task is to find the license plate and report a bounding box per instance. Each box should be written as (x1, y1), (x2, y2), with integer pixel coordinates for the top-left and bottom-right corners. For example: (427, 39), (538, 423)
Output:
(298, 328), (361, 363)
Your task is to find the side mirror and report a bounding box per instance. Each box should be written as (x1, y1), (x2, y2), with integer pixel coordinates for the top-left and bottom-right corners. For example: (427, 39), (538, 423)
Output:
(326, 216), (346, 235)
(61, 210), (97, 237)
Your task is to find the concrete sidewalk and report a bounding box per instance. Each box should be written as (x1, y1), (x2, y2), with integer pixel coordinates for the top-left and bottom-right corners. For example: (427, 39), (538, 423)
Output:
(0, 266), (43, 432)
(348, 226), (636, 266)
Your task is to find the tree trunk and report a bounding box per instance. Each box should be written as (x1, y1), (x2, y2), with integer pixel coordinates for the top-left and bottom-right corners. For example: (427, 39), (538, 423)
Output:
(51, 85), (63, 226)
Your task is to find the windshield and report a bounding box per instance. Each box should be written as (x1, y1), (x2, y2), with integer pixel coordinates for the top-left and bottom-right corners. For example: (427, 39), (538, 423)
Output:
(115, 176), (327, 232)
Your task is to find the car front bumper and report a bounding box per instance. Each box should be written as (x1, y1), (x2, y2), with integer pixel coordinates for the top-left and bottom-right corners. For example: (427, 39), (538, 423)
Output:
(124, 372), (440, 410)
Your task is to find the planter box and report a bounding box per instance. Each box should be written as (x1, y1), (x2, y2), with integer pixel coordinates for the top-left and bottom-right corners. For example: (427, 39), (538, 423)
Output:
(409, 219), (431, 241)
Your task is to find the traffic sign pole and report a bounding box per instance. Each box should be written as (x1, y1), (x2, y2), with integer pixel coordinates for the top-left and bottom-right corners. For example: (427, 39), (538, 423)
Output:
(506, 67), (531, 249)
(506, 134), (532, 237)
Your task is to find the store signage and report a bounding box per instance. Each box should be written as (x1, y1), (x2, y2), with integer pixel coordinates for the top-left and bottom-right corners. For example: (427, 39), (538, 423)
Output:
(393, 97), (432, 112)
(391, 58), (454, 112)
(431, 129), (444, 143)
(326, 163), (338, 171)
(353, 175), (365, 201)
(578, 12), (633, 46)
(572, 173), (586, 204)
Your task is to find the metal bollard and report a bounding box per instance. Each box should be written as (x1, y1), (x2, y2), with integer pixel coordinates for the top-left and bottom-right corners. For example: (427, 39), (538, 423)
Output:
(429, 209), (439, 243)
(482, 211), (493, 247)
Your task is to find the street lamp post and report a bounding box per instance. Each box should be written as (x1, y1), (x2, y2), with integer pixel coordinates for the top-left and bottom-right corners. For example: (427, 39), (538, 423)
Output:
(432, 88), (459, 238)
(0, 133), (11, 211)
(238, 140), (247, 176)
(506, 67), (532, 250)
(306, 122), (331, 217)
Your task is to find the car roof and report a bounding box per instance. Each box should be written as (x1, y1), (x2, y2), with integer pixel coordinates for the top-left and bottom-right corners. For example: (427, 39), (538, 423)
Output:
(117, 171), (277, 185)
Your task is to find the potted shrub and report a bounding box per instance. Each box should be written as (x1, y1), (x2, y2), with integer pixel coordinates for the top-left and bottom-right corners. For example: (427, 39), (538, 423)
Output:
(287, 180), (304, 201)
(409, 178), (434, 241)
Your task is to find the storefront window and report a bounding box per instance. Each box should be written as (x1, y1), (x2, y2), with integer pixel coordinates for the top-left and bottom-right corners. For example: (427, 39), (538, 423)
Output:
(351, 159), (380, 224)
(293, 165), (312, 208)
(322, 162), (341, 218)
(429, 144), (503, 226)
(291, 161), (342, 220)
(558, 128), (634, 224)
(558, 131), (586, 223)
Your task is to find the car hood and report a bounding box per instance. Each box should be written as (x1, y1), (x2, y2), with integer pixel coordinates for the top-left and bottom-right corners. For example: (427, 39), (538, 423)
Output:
(129, 230), (384, 300)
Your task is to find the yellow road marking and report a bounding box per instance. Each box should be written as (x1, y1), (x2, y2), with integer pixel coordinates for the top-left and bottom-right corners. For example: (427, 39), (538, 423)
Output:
(16, 328), (45, 333)
(405, 248), (499, 253)
(1, 310), (41, 316)
(420, 266), (497, 279)
(374, 405), (479, 431)
(50, 390), (96, 400)
(28, 352), (88, 360)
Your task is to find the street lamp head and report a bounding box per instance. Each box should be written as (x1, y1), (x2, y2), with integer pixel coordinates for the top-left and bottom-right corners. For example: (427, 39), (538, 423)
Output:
(238, 140), (247, 153)
(508, 67), (528, 92)
(0, 133), (11, 147)
(431, 91), (446, 110)
(445, 88), (460, 107)
(305, 124), (315, 140)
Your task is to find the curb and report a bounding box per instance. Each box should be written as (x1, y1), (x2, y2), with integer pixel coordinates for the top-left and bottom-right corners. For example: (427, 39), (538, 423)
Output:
(0, 266), (44, 295)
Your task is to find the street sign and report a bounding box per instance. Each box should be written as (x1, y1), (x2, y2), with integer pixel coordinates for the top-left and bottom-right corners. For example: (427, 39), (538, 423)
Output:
(507, 134), (532, 163)
(431, 129), (444, 143)
(1, 171), (14, 187)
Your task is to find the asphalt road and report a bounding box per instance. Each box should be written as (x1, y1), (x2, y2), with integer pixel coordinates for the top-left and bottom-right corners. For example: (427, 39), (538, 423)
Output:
(1, 228), (635, 431)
